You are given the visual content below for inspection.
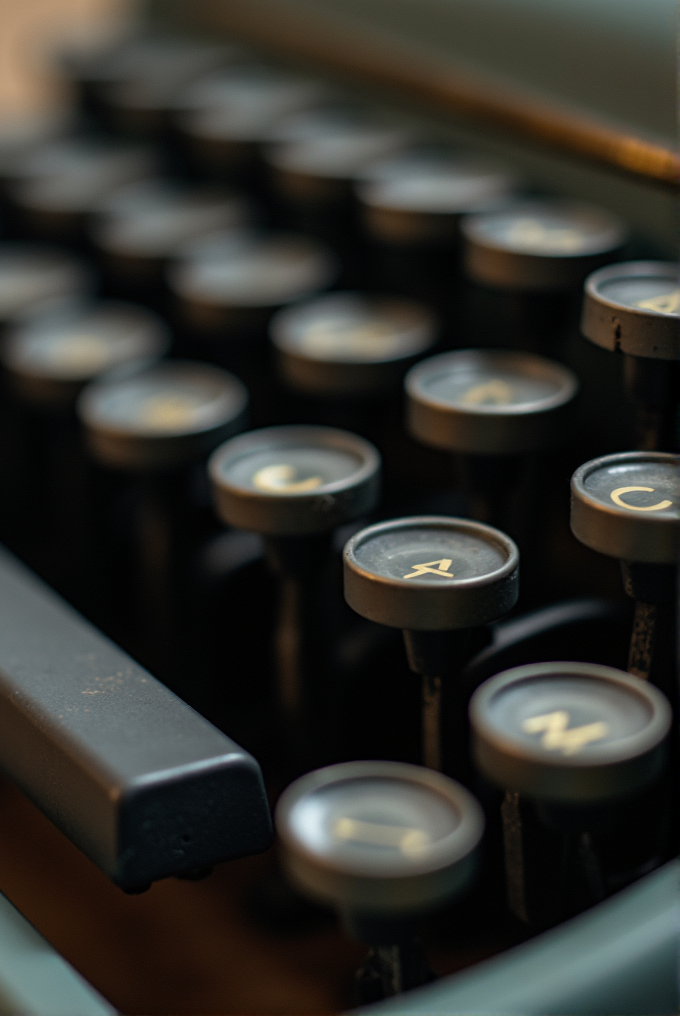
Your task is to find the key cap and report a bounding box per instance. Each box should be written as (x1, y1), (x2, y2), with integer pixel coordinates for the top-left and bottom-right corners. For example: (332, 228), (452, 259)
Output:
(267, 122), (409, 208)
(265, 121), (411, 261)
(581, 261), (680, 451)
(169, 231), (338, 422)
(463, 199), (627, 293)
(271, 291), (438, 399)
(356, 149), (516, 307)
(406, 348), (577, 564)
(210, 425), (380, 767)
(1, 301), (170, 592)
(0, 115), (74, 231)
(344, 516), (519, 771)
(0, 246), (95, 544)
(358, 151), (516, 249)
(0, 244), (92, 325)
(6, 139), (158, 243)
(461, 199), (627, 354)
(92, 179), (252, 297)
(71, 37), (240, 137)
(276, 760), (484, 1002)
(407, 348), (578, 457)
(170, 231), (339, 341)
(571, 451), (680, 687)
(176, 66), (329, 185)
(470, 661), (671, 923)
(3, 300), (169, 409)
(267, 121), (410, 209)
(78, 360), (249, 668)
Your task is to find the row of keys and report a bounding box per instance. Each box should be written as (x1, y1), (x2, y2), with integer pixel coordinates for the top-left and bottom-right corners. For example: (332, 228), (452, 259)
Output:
(0, 261), (674, 434)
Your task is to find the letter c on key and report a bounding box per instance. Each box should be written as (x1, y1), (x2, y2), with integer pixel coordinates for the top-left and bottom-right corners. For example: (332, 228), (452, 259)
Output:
(610, 486), (673, 512)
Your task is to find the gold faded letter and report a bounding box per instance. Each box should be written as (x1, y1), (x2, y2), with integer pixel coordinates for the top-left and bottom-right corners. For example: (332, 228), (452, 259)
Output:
(403, 558), (454, 580)
(253, 464), (323, 493)
(332, 817), (429, 856)
(610, 486), (672, 512)
(522, 710), (609, 755)
(635, 289), (680, 316)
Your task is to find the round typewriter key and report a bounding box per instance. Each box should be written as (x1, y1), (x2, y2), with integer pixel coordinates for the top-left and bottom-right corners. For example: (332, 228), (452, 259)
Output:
(211, 426), (380, 763)
(462, 200), (627, 292)
(277, 760), (483, 999)
(93, 181), (252, 291)
(264, 107), (358, 147)
(170, 231), (339, 337)
(79, 361), (249, 662)
(582, 261), (679, 361)
(0, 116), (73, 218)
(266, 121), (411, 279)
(0, 244), (92, 324)
(354, 151), (516, 306)
(178, 68), (329, 182)
(1, 301), (170, 598)
(470, 661), (671, 924)
(58, 35), (216, 122)
(80, 360), (248, 472)
(357, 152), (516, 247)
(266, 122), (410, 210)
(471, 662), (671, 803)
(406, 349), (577, 563)
(277, 760), (484, 913)
(210, 425), (380, 536)
(2, 301), (170, 408)
(270, 292), (438, 397)
(344, 517), (518, 771)
(406, 349), (578, 456)
(90, 37), (239, 135)
(57, 33), (136, 116)
(571, 452), (680, 564)
(8, 140), (157, 241)
(581, 262), (680, 451)
(572, 451), (680, 685)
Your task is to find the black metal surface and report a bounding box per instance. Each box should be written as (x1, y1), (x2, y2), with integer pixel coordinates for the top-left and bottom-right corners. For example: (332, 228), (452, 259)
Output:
(0, 543), (272, 890)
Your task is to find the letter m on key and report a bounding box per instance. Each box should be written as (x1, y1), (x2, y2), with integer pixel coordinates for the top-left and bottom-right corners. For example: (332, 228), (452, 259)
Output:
(522, 711), (609, 756)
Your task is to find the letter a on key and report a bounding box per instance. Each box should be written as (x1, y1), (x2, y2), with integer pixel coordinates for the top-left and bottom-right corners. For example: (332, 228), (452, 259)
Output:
(636, 289), (680, 315)
(403, 559), (455, 580)
(522, 710), (609, 756)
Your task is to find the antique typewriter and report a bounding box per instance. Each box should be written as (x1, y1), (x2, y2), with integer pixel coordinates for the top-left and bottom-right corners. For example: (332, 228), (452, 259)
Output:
(0, 0), (676, 1012)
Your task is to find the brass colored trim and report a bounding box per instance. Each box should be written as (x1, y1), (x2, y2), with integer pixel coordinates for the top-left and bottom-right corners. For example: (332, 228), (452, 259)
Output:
(179, 0), (679, 190)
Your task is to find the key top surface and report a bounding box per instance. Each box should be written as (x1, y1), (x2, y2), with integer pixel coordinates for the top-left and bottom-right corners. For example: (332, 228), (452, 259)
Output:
(79, 360), (249, 471)
(210, 424), (380, 535)
(3, 301), (169, 407)
(462, 199), (627, 290)
(271, 291), (438, 396)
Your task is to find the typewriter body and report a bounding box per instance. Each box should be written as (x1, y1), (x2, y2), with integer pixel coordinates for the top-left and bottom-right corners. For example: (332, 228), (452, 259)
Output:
(0, 1), (676, 1013)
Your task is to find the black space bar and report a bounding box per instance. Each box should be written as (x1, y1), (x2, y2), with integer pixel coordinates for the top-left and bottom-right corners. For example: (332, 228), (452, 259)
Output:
(0, 545), (272, 891)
